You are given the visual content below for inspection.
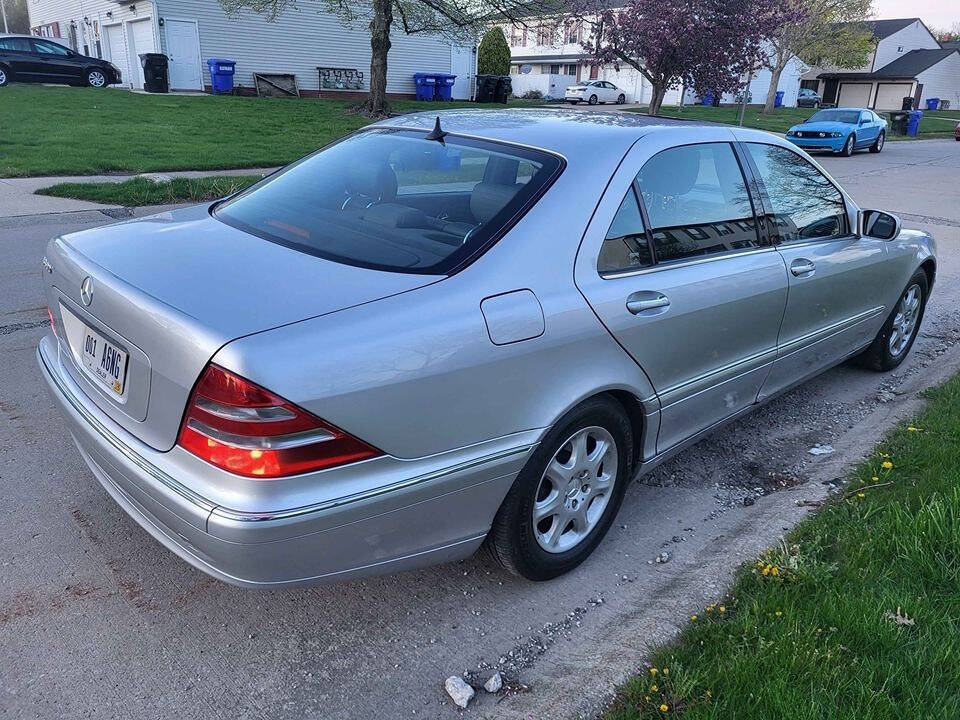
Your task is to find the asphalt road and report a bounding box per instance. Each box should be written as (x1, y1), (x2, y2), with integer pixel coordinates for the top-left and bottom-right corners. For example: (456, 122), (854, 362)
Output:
(2, 140), (959, 720)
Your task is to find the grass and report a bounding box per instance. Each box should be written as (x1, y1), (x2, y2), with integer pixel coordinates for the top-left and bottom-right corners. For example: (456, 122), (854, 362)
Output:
(606, 374), (960, 720)
(36, 175), (262, 206)
(624, 104), (958, 140)
(0, 85), (544, 177)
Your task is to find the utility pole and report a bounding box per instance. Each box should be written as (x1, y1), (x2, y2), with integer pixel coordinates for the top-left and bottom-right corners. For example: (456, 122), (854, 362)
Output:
(738, 69), (753, 126)
(1, 0), (9, 34)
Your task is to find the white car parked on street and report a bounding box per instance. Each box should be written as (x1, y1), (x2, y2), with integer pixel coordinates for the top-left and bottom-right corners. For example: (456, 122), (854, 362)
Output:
(565, 80), (626, 105)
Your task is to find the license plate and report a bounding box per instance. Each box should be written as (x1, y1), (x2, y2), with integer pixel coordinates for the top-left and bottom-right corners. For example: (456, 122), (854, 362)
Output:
(60, 304), (129, 397)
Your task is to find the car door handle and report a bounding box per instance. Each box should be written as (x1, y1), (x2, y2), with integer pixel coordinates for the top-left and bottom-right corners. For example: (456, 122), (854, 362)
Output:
(790, 260), (816, 276)
(626, 293), (670, 314)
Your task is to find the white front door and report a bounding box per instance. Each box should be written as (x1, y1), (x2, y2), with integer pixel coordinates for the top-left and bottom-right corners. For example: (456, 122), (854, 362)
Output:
(126, 17), (155, 88)
(450, 45), (474, 100)
(165, 19), (202, 90)
(104, 24), (127, 86)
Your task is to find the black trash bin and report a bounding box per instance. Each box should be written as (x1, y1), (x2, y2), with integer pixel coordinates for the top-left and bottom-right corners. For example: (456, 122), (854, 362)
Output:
(889, 111), (909, 136)
(901, 96), (914, 111)
(140, 53), (169, 93)
(475, 74), (497, 103)
(493, 75), (511, 104)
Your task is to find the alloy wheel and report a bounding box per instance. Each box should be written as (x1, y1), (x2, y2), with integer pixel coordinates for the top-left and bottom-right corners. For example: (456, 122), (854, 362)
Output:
(532, 426), (618, 554)
(88, 71), (106, 87)
(0, 69), (7, 86)
(889, 283), (922, 357)
(877, 133), (884, 151)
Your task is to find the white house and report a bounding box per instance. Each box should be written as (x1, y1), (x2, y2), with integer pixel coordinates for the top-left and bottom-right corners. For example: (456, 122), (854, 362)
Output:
(802, 18), (960, 110)
(501, 16), (808, 106)
(26, 0), (476, 99)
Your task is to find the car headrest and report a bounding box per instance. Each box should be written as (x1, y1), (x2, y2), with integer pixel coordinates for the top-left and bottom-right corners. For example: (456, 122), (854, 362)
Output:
(345, 162), (398, 202)
(639, 146), (700, 197)
(471, 182), (520, 224)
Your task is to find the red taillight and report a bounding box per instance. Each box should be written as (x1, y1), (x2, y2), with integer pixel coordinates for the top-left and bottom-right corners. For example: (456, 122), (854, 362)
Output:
(177, 364), (381, 478)
(47, 307), (58, 337)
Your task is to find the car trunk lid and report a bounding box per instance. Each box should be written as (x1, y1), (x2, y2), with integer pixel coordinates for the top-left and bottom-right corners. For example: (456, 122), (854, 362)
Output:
(46, 205), (436, 450)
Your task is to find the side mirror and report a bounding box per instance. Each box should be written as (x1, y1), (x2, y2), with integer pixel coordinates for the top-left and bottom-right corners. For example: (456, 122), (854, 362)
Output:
(859, 209), (901, 240)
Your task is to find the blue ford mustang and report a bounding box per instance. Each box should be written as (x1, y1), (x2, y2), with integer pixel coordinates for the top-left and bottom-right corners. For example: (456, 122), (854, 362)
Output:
(785, 108), (887, 156)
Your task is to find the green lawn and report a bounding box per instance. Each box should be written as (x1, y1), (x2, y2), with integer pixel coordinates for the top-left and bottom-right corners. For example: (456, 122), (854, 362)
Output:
(36, 175), (261, 205)
(606, 374), (960, 720)
(0, 85), (543, 177)
(625, 104), (958, 140)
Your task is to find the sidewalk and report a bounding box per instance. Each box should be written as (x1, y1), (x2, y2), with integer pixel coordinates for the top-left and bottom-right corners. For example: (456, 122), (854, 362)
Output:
(0, 167), (278, 218)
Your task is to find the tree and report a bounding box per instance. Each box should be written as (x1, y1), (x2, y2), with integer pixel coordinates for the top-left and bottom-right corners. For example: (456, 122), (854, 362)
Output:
(760, 0), (874, 114)
(931, 22), (960, 44)
(218, 0), (549, 116)
(477, 27), (511, 75)
(1, 0), (30, 34)
(578, 0), (790, 116)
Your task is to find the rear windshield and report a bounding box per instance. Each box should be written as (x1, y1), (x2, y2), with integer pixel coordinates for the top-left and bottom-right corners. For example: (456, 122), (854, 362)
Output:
(808, 110), (860, 124)
(214, 128), (562, 274)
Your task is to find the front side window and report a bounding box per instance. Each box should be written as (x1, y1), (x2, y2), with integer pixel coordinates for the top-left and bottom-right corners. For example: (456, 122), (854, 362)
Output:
(637, 143), (760, 263)
(215, 129), (562, 274)
(598, 187), (652, 275)
(745, 143), (848, 244)
(33, 39), (70, 56)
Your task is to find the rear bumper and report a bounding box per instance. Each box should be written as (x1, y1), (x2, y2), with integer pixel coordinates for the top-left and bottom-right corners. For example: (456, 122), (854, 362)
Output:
(38, 335), (532, 587)
(787, 135), (846, 152)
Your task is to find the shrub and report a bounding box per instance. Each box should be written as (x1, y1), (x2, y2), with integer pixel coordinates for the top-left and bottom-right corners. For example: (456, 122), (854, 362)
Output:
(522, 89), (544, 99)
(478, 28), (511, 75)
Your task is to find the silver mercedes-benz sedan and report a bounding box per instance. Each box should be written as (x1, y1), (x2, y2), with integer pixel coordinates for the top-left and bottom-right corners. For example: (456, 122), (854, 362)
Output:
(38, 110), (935, 587)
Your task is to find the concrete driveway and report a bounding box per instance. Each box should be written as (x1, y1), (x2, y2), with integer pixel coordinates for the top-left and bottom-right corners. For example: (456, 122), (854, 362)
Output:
(1, 139), (958, 720)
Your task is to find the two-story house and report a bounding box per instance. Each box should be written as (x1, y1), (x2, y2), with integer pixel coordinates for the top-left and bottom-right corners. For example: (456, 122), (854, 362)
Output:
(801, 18), (960, 110)
(26, 0), (476, 99)
(501, 15), (808, 106)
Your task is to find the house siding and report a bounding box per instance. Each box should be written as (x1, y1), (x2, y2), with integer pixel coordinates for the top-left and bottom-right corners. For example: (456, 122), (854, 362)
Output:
(155, 0), (457, 95)
(916, 52), (960, 108)
(873, 20), (939, 71)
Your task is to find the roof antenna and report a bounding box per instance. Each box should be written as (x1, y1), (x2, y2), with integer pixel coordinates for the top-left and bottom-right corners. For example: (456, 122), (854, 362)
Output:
(425, 116), (448, 143)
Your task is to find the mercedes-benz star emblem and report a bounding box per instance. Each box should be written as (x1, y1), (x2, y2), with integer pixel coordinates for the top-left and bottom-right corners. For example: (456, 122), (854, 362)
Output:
(80, 276), (94, 306)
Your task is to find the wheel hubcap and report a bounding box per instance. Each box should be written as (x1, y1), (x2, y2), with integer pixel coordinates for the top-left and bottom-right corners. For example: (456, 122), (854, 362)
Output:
(532, 426), (618, 554)
(878, 135), (884, 149)
(0, 70), (6, 84)
(889, 283), (921, 357)
(90, 72), (105, 87)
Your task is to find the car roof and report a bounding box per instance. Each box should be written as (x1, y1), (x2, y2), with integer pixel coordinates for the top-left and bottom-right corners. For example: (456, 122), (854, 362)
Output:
(374, 108), (754, 164)
(0, 34), (38, 39)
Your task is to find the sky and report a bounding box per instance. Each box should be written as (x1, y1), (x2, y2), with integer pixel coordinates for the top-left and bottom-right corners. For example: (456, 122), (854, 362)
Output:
(872, 0), (957, 30)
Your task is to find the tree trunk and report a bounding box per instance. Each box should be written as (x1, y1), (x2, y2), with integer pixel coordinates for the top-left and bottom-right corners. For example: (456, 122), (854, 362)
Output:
(762, 58), (788, 114)
(366, 0), (393, 116)
(648, 83), (666, 115)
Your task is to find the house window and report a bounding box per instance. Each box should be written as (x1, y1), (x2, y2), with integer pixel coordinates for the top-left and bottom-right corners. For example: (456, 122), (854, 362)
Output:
(565, 21), (581, 44)
(565, 64), (577, 75)
(510, 25), (521, 47)
(897, 45), (904, 52)
(537, 24), (554, 45)
(549, 64), (561, 75)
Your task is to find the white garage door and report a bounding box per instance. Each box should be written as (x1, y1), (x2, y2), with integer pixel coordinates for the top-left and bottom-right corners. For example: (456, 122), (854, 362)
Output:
(838, 83), (872, 107)
(874, 83), (913, 110)
(104, 24), (127, 86)
(126, 18), (156, 89)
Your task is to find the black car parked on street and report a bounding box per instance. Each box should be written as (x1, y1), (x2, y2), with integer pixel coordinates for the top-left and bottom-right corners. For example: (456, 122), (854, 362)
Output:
(0, 34), (121, 88)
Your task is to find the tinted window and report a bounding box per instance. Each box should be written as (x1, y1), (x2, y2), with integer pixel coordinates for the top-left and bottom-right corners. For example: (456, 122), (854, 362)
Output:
(0, 37), (32, 52)
(215, 129), (561, 274)
(746, 143), (848, 244)
(34, 40), (70, 56)
(598, 187), (652, 274)
(637, 143), (760, 263)
(809, 109), (860, 124)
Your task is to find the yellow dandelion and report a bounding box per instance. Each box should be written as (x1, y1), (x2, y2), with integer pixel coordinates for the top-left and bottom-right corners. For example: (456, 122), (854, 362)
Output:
(762, 565), (771, 576)
(662, 667), (669, 676)
(775, 610), (783, 617)
(871, 476), (879, 482)
(857, 492), (865, 498)
(650, 684), (658, 692)
(706, 690), (713, 698)
(645, 695), (651, 702)
(719, 605), (726, 614)
(691, 614), (698, 621)
(771, 566), (780, 577)
(660, 704), (669, 712)
(882, 460), (893, 470)
(649, 668), (658, 676)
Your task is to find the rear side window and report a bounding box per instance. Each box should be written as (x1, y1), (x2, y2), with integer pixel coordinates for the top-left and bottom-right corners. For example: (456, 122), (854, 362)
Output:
(0, 38), (32, 52)
(598, 187), (652, 275)
(215, 129), (562, 274)
(637, 143), (761, 263)
(745, 143), (848, 244)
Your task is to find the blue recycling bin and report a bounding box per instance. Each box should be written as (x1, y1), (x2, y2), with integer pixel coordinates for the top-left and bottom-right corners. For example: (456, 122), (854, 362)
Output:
(907, 110), (923, 137)
(433, 73), (456, 101)
(925, 97), (940, 111)
(207, 58), (236, 95)
(775, 90), (785, 108)
(413, 72), (437, 101)
(701, 90), (714, 106)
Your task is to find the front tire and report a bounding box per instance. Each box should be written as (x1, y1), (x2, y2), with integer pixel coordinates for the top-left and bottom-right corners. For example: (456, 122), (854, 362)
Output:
(839, 134), (855, 156)
(858, 269), (928, 371)
(485, 396), (632, 581)
(0, 67), (9, 87)
(86, 69), (107, 88)
(869, 131), (885, 153)
(588, 94), (598, 105)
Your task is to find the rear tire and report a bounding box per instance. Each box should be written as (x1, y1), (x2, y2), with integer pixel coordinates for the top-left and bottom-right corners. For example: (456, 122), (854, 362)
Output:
(86, 69), (107, 88)
(869, 131), (885, 153)
(485, 396), (632, 581)
(617, 93), (625, 104)
(857, 269), (928, 372)
(0, 67), (9, 87)
(588, 94), (598, 105)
